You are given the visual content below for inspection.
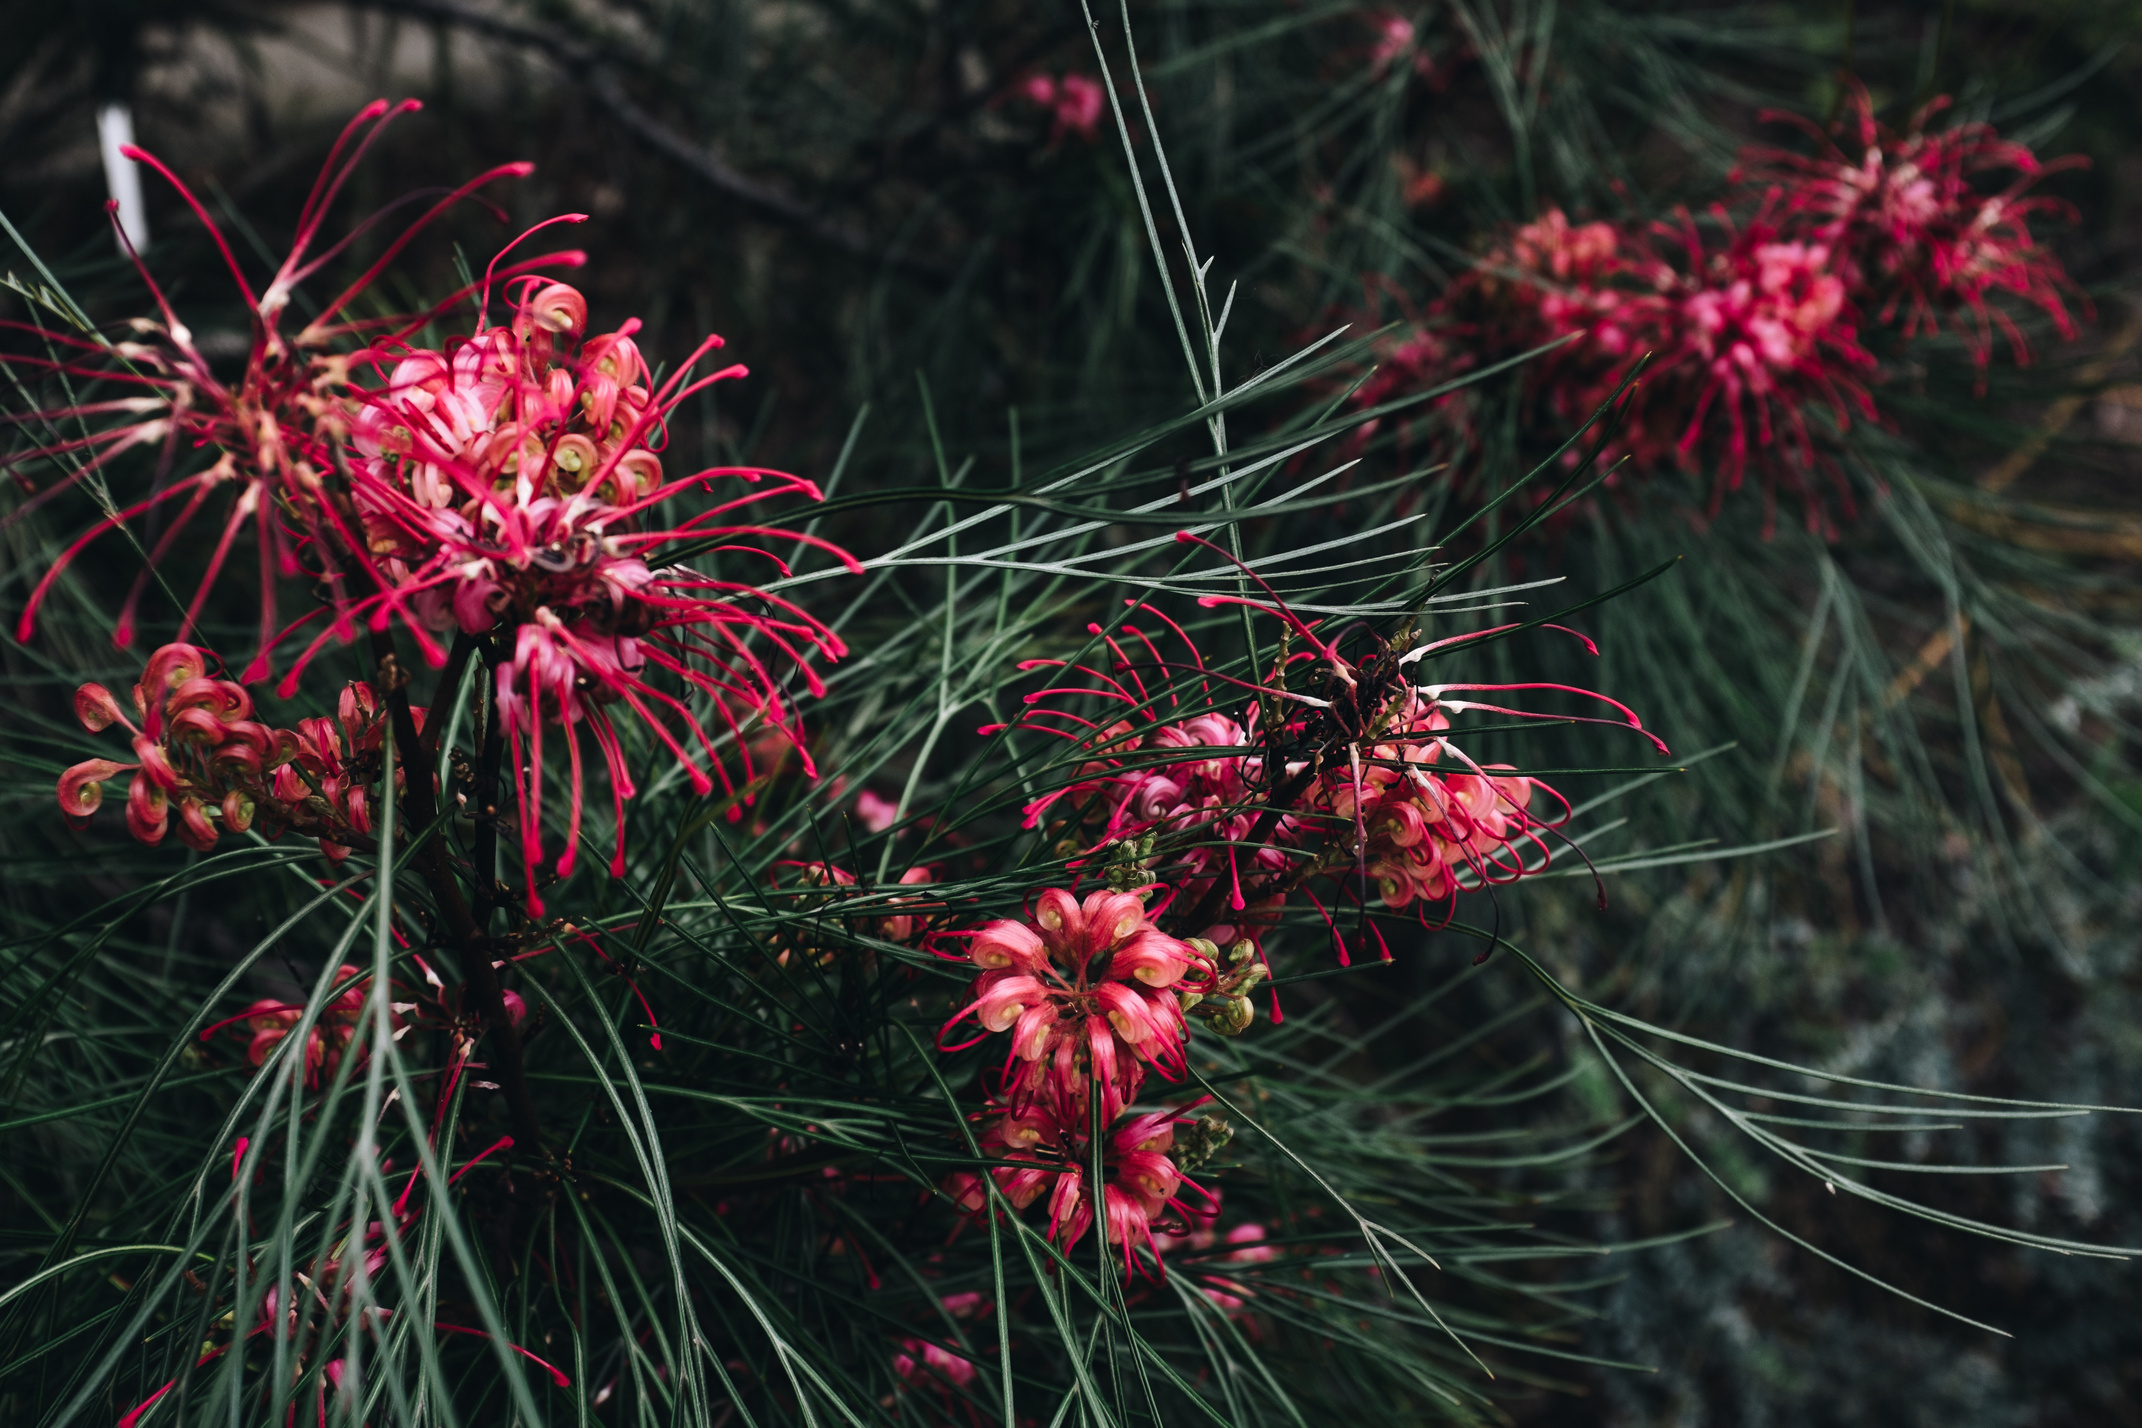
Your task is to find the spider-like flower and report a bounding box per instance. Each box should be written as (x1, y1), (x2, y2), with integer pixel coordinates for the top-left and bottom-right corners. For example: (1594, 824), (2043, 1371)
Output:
(5, 101), (563, 677)
(940, 888), (1208, 1125)
(15, 109), (860, 908)
(57, 642), (393, 858)
(946, 1101), (1211, 1279)
(1640, 205), (1878, 525)
(1301, 688), (1567, 917)
(1739, 82), (2085, 370)
(293, 276), (860, 912)
(991, 569), (1661, 960)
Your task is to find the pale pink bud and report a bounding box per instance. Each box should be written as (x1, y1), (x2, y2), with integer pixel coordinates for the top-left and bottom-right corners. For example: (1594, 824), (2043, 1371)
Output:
(945, 1171), (988, 1215)
(971, 973), (1045, 1034)
(997, 1163), (1054, 1210)
(1080, 890), (1149, 948)
(1115, 1150), (1180, 1212)
(523, 283), (587, 337)
(1033, 887), (1083, 940)
(1010, 1001), (1057, 1061)
(175, 798), (219, 852)
(1107, 929), (1191, 988)
(73, 683), (128, 733)
(142, 643), (207, 698)
(127, 771), (169, 843)
(1370, 799), (1427, 848)
(1095, 982), (1159, 1045)
(970, 919), (1046, 972)
(1101, 1182), (1150, 1251)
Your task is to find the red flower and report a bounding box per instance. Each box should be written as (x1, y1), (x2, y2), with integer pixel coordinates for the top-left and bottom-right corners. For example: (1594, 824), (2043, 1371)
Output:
(5, 101), (558, 677)
(56, 642), (394, 858)
(1739, 82), (2085, 371)
(947, 1100), (1212, 1279)
(941, 888), (1208, 1125)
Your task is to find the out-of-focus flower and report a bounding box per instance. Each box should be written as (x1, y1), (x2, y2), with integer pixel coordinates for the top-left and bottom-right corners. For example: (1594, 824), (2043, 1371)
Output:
(1345, 87), (2082, 531)
(855, 788), (899, 832)
(1020, 72), (1107, 143)
(1738, 82), (2085, 371)
(203, 964), (385, 1089)
(789, 861), (939, 946)
(941, 888), (1208, 1124)
(1179, 1220), (1279, 1310)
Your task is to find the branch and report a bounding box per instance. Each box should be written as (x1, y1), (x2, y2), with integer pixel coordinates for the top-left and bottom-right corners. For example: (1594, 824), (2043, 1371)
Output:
(369, 629), (546, 1156)
(352, 0), (951, 282)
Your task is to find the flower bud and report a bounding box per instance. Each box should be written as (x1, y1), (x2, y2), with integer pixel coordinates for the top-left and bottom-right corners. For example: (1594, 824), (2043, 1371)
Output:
(58, 758), (130, 826)
(73, 683), (128, 733)
(972, 974), (1044, 1034)
(970, 919), (1045, 972)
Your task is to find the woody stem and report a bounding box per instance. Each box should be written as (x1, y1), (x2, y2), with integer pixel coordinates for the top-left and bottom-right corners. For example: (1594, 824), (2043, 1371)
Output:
(369, 627), (545, 1156)
(1170, 761), (1319, 937)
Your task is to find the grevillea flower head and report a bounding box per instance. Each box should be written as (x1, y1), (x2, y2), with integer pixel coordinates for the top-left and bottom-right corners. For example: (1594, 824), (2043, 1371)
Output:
(289, 274), (861, 914)
(57, 642), (398, 859)
(1737, 82), (2086, 371)
(1345, 87), (2082, 532)
(941, 887), (1209, 1125)
(990, 565), (1661, 967)
(946, 1100), (1213, 1279)
(4, 101), (573, 678)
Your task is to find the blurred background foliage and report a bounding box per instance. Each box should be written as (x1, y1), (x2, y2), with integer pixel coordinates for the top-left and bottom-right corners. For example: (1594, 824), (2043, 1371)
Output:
(4, 0), (2142, 1422)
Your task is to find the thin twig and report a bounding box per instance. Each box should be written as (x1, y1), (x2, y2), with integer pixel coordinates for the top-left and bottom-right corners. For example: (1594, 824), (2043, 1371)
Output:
(351, 0), (951, 282)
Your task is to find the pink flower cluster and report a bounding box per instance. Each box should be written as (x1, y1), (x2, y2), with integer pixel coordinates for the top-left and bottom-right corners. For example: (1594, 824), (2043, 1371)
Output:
(213, 963), (387, 1090)
(948, 1099), (1209, 1279)
(1740, 84), (2084, 369)
(995, 587), (1655, 955)
(935, 889), (1219, 1276)
(58, 642), (399, 859)
(1019, 72), (1106, 144)
(1356, 86), (2083, 530)
(322, 275), (858, 909)
(17, 103), (858, 911)
(942, 888), (1205, 1124)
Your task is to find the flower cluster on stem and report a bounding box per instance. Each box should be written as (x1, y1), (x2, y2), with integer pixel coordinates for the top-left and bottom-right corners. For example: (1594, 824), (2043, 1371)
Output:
(1351, 83), (2085, 531)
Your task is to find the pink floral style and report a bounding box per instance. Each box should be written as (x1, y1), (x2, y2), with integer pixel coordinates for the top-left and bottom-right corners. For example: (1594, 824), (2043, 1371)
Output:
(947, 1102), (1211, 1279)
(941, 888), (1209, 1124)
